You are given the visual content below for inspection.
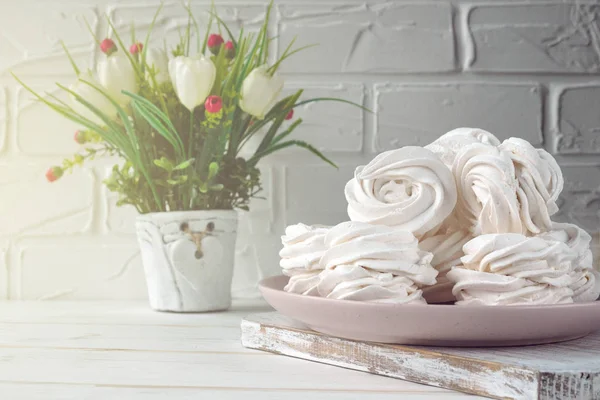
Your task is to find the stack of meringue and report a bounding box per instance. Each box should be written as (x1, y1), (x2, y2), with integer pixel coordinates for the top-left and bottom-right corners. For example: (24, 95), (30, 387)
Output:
(279, 127), (600, 306)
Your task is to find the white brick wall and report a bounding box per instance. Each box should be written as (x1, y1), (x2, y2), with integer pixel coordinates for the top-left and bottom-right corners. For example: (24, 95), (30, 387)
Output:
(1, 0), (599, 300)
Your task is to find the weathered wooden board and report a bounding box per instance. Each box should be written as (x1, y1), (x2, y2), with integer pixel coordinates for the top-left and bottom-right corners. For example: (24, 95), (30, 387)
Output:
(241, 312), (600, 400)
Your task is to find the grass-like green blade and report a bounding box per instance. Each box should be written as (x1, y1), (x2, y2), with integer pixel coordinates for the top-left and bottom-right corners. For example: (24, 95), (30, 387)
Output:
(249, 139), (336, 168)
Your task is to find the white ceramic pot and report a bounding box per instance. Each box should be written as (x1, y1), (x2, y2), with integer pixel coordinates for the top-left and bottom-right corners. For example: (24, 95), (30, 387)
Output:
(136, 210), (238, 312)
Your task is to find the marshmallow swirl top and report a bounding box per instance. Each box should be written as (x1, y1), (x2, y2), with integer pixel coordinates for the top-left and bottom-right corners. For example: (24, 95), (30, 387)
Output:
(279, 223), (329, 272)
(426, 127), (501, 167)
(345, 146), (457, 238)
(453, 143), (523, 234)
(498, 138), (563, 234)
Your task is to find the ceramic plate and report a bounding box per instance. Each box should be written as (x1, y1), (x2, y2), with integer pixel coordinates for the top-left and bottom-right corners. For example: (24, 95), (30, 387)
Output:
(259, 275), (600, 347)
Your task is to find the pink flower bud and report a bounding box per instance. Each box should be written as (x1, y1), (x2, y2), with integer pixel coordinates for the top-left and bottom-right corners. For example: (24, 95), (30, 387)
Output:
(100, 38), (117, 55)
(207, 34), (224, 55)
(129, 42), (143, 55)
(45, 166), (64, 183)
(224, 41), (235, 58)
(205, 95), (223, 114)
(285, 109), (294, 120)
(74, 130), (87, 144)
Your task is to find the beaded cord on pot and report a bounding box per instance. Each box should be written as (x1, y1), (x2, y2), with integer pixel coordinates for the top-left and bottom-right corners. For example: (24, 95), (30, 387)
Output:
(180, 222), (216, 259)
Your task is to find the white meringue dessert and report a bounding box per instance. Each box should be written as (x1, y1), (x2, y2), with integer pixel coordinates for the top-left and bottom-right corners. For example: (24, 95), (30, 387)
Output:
(279, 223), (329, 296)
(317, 221), (437, 304)
(344, 146), (457, 238)
(447, 233), (577, 305)
(419, 229), (472, 303)
(278, 127), (599, 306)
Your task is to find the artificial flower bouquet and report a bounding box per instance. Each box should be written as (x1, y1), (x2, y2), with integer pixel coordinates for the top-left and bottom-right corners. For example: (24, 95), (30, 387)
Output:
(15, 2), (358, 214)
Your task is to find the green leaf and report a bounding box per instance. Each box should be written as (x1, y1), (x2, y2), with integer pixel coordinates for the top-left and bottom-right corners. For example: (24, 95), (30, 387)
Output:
(197, 127), (221, 181)
(206, 8), (239, 49)
(208, 162), (219, 180)
(141, 3), (164, 73)
(105, 16), (143, 80)
(154, 179), (170, 188)
(200, 3), (215, 54)
(198, 181), (208, 194)
(124, 91), (185, 160)
(173, 158), (195, 171)
(294, 97), (371, 113)
(254, 89), (303, 156)
(167, 175), (188, 185)
(268, 42), (317, 75)
(249, 140), (337, 169)
(154, 157), (174, 172)
(209, 183), (224, 191)
(82, 17), (101, 47)
(272, 118), (302, 145)
(60, 41), (80, 76)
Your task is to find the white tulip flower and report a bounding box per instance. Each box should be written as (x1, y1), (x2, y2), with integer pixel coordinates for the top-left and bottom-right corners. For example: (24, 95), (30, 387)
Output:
(98, 53), (138, 105)
(168, 55), (216, 111)
(239, 65), (284, 119)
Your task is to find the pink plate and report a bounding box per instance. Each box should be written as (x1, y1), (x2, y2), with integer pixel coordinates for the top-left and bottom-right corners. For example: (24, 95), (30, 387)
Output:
(259, 275), (600, 347)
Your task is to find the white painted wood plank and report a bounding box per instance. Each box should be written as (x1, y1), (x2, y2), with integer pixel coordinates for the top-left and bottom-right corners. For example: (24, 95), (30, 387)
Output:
(0, 322), (245, 352)
(0, 347), (456, 393)
(0, 300), (270, 326)
(0, 382), (479, 400)
(0, 300), (476, 398)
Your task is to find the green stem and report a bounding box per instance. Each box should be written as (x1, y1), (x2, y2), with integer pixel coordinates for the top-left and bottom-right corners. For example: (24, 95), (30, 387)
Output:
(188, 109), (194, 160)
(183, 109), (195, 210)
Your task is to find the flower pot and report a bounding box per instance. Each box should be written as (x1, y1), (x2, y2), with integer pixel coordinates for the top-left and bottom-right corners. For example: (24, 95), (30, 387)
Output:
(136, 210), (238, 312)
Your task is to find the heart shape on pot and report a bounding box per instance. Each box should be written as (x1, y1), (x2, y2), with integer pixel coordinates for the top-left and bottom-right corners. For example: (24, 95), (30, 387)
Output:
(168, 236), (224, 291)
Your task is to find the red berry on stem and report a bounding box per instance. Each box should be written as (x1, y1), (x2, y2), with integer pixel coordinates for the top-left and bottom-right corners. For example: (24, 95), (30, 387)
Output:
(207, 34), (224, 55)
(285, 109), (294, 120)
(205, 95), (223, 114)
(74, 130), (86, 144)
(100, 38), (117, 55)
(224, 41), (235, 58)
(45, 166), (64, 183)
(129, 42), (143, 55)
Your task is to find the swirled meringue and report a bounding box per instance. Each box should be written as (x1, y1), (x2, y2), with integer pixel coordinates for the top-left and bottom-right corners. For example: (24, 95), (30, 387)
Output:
(279, 223), (329, 295)
(453, 143), (522, 235)
(447, 268), (574, 305)
(452, 144), (523, 235)
(498, 138), (563, 235)
(447, 233), (576, 305)
(540, 222), (593, 269)
(540, 222), (600, 302)
(426, 127), (501, 167)
(345, 146), (457, 238)
(570, 269), (600, 303)
(317, 266), (425, 304)
(316, 221), (437, 303)
(419, 229), (472, 303)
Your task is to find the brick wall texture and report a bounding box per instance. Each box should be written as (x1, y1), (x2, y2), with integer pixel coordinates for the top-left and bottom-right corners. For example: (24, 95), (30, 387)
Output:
(0, 0), (599, 299)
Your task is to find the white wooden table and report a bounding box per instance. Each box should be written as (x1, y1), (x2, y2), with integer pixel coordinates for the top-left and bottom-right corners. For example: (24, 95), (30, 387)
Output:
(0, 300), (481, 399)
